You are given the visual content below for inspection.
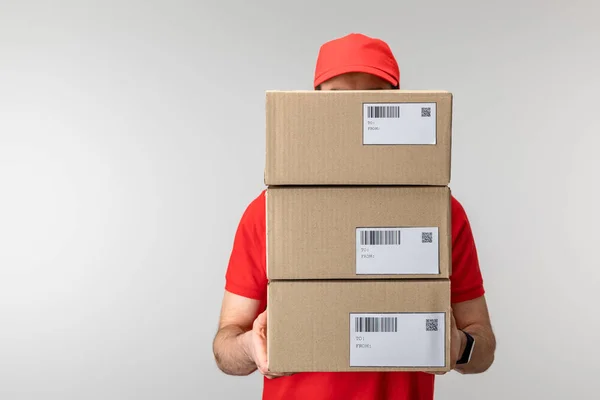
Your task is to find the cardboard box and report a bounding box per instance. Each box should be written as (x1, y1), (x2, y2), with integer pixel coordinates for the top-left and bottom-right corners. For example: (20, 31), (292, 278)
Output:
(266, 186), (451, 280)
(265, 90), (452, 185)
(267, 280), (451, 373)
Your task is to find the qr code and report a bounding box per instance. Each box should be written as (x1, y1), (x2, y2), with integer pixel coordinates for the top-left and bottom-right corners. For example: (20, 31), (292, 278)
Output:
(426, 319), (438, 332)
(421, 107), (431, 117)
(422, 232), (433, 243)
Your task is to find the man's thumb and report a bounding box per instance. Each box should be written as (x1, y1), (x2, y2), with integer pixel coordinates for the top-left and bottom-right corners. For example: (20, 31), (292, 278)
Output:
(255, 309), (267, 328)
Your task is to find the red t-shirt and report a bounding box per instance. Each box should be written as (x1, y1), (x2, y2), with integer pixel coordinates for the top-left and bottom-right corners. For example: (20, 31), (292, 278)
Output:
(225, 190), (485, 400)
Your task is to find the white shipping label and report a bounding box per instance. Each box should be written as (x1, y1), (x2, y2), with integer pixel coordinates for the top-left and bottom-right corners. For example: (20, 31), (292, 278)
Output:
(363, 102), (437, 145)
(350, 313), (446, 367)
(356, 227), (439, 275)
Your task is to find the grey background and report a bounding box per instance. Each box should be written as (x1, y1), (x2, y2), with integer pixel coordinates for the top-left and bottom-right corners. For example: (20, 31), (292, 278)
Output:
(1, 1), (599, 399)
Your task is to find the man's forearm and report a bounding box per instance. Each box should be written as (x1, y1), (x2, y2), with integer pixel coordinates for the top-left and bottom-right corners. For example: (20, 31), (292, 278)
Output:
(213, 325), (256, 376)
(456, 324), (496, 374)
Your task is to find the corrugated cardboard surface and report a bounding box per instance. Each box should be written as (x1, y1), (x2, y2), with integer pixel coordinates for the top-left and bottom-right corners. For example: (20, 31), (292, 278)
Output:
(267, 280), (451, 373)
(265, 90), (452, 185)
(266, 186), (451, 280)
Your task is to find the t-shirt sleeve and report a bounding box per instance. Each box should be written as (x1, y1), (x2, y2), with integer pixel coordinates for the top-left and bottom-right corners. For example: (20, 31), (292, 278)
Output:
(450, 197), (486, 304)
(224, 192), (267, 301)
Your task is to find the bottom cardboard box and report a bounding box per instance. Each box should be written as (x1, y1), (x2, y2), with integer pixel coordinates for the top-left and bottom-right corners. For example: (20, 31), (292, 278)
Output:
(267, 280), (451, 373)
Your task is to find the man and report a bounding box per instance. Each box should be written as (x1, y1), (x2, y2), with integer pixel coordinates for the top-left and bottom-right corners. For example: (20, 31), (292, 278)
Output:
(213, 33), (496, 399)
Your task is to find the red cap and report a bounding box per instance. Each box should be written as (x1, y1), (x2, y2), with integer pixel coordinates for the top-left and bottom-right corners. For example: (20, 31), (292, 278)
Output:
(313, 33), (400, 88)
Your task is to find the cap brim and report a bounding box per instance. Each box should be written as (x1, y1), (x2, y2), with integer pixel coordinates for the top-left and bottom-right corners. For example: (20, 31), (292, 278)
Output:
(314, 65), (398, 88)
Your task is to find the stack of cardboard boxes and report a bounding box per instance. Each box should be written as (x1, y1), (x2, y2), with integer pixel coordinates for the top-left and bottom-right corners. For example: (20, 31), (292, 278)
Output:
(264, 90), (453, 373)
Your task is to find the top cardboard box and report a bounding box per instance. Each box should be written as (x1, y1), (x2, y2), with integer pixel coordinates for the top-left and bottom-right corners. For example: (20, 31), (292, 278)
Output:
(265, 90), (452, 186)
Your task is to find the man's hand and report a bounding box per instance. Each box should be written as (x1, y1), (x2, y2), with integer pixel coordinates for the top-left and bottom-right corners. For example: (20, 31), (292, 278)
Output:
(214, 291), (294, 378)
(429, 296), (496, 375)
(430, 309), (466, 375)
(243, 309), (292, 379)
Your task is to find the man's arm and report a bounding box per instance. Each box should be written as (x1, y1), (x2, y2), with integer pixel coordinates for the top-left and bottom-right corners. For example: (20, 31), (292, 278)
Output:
(453, 295), (496, 374)
(213, 290), (260, 376)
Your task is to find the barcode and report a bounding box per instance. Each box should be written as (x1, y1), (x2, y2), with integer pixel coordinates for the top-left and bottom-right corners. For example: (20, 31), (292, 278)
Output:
(367, 105), (400, 118)
(426, 319), (438, 331)
(421, 107), (431, 117)
(356, 317), (398, 333)
(360, 229), (401, 246)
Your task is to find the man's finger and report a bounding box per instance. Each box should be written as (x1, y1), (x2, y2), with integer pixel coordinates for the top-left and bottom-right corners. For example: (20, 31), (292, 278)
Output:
(257, 360), (270, 375)
(255, 310), (267, 329)
(255, 337), (268, 367)
(450, 310), (459, 338)
(265, 371), (294, 379)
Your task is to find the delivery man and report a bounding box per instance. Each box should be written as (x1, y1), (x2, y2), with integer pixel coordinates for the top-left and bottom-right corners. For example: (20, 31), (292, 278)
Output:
(213, 33), (496, 400)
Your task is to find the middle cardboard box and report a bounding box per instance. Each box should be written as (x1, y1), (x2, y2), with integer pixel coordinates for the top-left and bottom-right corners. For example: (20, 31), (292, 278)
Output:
(266, 186), (451, 280)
